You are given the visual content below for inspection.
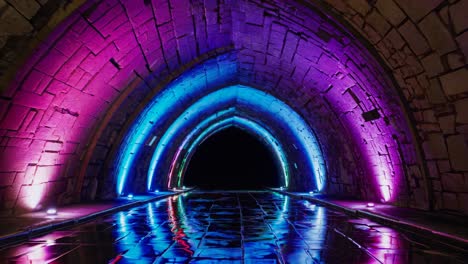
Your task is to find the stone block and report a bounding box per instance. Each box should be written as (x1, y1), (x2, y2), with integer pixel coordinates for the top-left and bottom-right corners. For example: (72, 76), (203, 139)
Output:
(427, 160), (439, 178)
(38, 152), (58, 166)
(432, 180), (442, 191)
(61, 142), (78, 154)
(395, 0), (443, 21)
(418, 12), (456, 54)
(455, 98), (468, 123)
(44, 141), (63, 152)
(317, 54), (340, 76)
(450, 0), (468, 33)
(422, 133), (448, 159)
(35, 48), (69, 76)
(440, 68), (468, 96)
(398, 20), (430, 56)
(460, 193), (468, 214)
(23, 110), (42, 133)
(375, 0), (405, 26)
(3, 184), (21, 202)
(363, 23), (381, 44)
(0, 98), (8, 120)
(423, 110), (436, 123)
(80, 43), (118, 75)
(0, 5), (33, 35)
(22, 70), (53, 95)
(75, 72), (93, 90)
(384, 28), (405, 49)
(366, 9), (391, 36)
(447, 134), (468, 171)
(442, 192), (459, 211)
(456, 31), (468, 64)
(0, 172), (16, 186)
(13, 90), (54, 110)
(46, 80), (73, 95)
(438, 160), (451, 173)
(1, 147), (38, 171)
(33, 166), (56, 184)
(447, 52), (464, 70)
(427, 78), (446, 104)
(347, 0), (370, 15)
(441, 172), (468, 192)
(6, 0), (40, 19)
(0, 104), (29, 130)
(438, 115), (455, 134)
(6, 137), (32, 148)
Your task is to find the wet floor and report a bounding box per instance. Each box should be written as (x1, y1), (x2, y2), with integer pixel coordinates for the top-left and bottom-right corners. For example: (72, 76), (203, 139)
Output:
(0, 191), (465, 263)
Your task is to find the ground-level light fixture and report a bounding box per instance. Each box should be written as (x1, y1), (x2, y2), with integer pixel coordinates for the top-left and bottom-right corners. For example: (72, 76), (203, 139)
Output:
(46, 208), (57, 215)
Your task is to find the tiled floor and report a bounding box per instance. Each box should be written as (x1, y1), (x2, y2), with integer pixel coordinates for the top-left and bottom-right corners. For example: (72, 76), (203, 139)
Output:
(0, 191), (465, 263)
(0, 192), (177, 239)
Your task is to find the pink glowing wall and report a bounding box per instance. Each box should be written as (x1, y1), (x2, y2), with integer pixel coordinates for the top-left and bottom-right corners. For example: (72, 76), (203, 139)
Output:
(0, 0), (423, 214)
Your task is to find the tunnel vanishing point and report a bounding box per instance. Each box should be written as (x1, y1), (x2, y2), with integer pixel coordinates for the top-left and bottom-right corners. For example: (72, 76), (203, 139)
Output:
(0, 0), (467, 218)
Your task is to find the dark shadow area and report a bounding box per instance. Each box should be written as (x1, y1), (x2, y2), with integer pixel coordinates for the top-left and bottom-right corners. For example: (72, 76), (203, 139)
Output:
(184, 127), (281, 189)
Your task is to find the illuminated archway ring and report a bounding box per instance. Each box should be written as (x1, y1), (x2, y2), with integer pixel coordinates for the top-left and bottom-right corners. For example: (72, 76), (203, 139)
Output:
(168, 115), (291, 188)
(146, 85), (326, 193)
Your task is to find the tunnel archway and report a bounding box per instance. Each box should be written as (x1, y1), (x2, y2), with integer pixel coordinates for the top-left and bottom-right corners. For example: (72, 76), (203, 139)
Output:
(168, 115), (291, 190)
(142, 84), (324, 194)
(2, 0), (455, 215)
(183, 127), (281, 190)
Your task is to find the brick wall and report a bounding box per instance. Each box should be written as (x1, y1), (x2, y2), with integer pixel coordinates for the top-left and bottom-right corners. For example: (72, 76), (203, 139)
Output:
(0, 0), (466, 215)
(320, 0), (468, 213)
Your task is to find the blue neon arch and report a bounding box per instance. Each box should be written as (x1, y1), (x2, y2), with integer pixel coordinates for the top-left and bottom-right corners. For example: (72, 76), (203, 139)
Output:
(145, 85), (326, 192)
(167, 115), (291, 188)
(114, 56), (238, 195)
(114, 59), (326, 194)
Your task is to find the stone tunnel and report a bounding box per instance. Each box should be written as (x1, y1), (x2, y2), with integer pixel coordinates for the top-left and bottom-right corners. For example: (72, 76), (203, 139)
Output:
(0, 0), (467, 263)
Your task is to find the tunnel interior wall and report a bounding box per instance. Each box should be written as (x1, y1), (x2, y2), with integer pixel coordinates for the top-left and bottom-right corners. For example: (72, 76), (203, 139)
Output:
(0, 0), (467, 215)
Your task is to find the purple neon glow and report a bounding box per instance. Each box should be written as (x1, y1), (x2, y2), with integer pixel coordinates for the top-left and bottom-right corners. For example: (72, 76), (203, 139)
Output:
(0, 0), (421, 212)
(146, 85), (324, 192)
(116, 58), (238, 195)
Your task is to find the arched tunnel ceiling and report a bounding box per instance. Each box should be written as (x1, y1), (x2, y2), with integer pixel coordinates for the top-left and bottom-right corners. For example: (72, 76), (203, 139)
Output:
(139, 85), (325, 194)
(175, 115), (291, 189)
(0, 0), (467, 215)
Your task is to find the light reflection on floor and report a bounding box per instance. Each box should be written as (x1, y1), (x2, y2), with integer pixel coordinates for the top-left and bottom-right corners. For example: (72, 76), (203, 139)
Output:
(0, 191), (465, 263)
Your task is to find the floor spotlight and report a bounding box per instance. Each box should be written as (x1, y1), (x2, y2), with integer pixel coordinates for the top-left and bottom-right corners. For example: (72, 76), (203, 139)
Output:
(46, 208), (57, 215)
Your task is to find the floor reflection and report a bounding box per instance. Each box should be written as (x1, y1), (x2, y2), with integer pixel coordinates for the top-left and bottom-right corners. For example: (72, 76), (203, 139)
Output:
(0, 191), (466, 263)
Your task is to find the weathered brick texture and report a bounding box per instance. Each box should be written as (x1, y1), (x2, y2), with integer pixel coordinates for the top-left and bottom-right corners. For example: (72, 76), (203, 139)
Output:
(0, 0), (466, 216)
(322, 0), (468, 213)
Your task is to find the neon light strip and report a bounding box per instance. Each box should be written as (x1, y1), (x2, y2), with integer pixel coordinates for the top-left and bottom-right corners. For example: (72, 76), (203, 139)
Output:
(147, 85), (325, 191)
(149, 108), (236, 190)
(172, 116), (290, 188)
(237, 87), (326, 191)
(115, 58), (238, 195)
(146, 93), (237, 190)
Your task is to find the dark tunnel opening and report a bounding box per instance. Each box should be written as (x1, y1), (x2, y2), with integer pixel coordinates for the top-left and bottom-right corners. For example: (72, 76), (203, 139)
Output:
(183, 127), (281, 190)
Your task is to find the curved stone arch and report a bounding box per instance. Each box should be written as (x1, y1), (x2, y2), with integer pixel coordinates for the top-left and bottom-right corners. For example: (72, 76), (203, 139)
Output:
(133, 85), (325, 194)
(171, 116), (291, 189)
(0, 0), (440, 214)
(78, 50), (238, 200)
